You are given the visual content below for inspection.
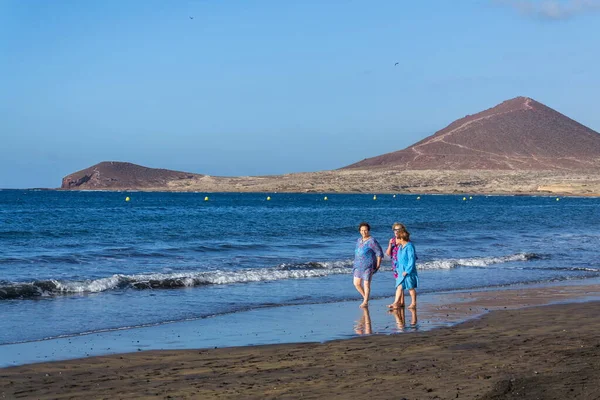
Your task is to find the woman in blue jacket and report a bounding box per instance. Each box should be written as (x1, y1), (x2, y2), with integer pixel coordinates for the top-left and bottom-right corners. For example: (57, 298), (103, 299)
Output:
(388, 225), (418, 309)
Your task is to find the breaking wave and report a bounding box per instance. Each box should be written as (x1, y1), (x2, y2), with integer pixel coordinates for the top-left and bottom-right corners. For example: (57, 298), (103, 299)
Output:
(419, 253), (542, 270)
(0, 253), (567, 300)
(0, 260), (352, 300)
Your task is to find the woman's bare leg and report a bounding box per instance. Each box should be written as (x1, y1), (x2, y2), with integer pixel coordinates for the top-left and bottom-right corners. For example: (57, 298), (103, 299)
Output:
(407, 289), (417, 309)
(361, 279), (371, 308)
(388, 286), (404, 308)
(353, 277), (366, 306)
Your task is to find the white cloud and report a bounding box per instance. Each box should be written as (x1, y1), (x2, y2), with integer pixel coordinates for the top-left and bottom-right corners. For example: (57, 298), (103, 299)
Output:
(495, 0), (600, 19)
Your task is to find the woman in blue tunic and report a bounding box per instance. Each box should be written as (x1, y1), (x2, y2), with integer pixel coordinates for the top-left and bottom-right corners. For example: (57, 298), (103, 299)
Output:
(389, 225), (418, 310)
(353, 222), (383, 308)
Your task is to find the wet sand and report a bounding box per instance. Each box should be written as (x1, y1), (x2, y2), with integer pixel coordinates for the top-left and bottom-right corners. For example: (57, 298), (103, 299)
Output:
(2, 284), (600, 399)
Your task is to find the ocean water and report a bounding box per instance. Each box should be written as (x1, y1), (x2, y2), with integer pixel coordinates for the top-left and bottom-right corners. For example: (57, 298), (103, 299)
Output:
(1, 190), (599, 346)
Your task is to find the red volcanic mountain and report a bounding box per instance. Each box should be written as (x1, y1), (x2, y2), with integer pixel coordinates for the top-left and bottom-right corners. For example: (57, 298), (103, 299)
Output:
(61, 162), (201, 189)
(343, 97), (600, 170)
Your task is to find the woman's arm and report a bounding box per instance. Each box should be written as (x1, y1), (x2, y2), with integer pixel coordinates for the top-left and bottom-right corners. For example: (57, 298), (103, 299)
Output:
(385, 238), (393, 257)
(403, 244), (416, 275)
(372, 240), (384, 257)
(372, 240), (384, 270)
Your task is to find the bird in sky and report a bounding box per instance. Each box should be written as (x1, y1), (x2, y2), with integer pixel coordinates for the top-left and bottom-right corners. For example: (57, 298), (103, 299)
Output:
(394, 62), (399, 66)
(189, 16), (194, 20)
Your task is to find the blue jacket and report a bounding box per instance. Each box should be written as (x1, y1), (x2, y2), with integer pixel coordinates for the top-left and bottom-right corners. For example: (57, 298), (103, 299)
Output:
(394, 242), (418, 289)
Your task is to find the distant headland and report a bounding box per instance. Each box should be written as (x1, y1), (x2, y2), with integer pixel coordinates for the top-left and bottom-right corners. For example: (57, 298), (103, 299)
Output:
(61, 97), (600, 196)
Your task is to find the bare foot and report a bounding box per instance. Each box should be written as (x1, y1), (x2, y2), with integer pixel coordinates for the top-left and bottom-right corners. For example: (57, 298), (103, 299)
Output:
(408, 304), (416, 310)
(387, 303), (396, 308)
(360, 302), (369, 308)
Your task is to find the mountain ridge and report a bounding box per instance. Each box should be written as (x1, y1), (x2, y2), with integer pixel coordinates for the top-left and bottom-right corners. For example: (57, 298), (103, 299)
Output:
(60, 96), (600, 194)
(343, 96), (600, 170)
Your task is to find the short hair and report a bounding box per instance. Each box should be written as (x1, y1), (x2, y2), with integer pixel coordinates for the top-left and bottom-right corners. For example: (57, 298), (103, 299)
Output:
(392, 222), (406, 230)
(358, 222), (370, 231)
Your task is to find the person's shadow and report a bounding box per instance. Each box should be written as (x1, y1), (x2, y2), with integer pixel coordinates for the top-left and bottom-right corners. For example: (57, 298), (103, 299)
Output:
(354, 307), (372, 335)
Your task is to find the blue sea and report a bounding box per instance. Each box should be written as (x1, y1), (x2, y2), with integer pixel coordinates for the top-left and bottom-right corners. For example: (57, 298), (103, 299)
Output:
(1, 190), (600, 348)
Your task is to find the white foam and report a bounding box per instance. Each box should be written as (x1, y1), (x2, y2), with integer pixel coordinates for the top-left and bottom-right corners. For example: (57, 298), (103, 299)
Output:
(1, 253), (541, 298)
(419, 253), (534, 270)
(53, 275), (124, 293)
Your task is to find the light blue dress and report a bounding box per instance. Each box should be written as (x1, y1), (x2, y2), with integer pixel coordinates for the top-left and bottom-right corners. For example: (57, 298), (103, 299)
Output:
(394, 242), (418, 289)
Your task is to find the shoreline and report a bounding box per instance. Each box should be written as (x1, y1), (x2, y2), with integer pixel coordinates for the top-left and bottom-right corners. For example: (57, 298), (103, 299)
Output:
(1, 286), (600, 399)
(2, 279), (600, 369)
(10, 168), (600, 197)
(9, 187), (600, 198)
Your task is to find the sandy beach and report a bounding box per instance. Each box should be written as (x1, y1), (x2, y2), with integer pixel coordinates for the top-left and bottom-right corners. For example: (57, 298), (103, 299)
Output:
(2, 283), (600, 400)
(4, 1), (600, 399)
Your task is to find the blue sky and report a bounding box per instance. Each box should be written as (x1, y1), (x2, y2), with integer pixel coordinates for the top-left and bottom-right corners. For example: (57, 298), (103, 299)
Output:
(1, 0), (599, 188)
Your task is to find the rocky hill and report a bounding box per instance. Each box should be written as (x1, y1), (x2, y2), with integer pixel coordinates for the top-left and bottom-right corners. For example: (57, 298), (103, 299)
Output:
(60, 97), (600, 196)
(61, 162), (202, 189)
(343, 97), (600, 170)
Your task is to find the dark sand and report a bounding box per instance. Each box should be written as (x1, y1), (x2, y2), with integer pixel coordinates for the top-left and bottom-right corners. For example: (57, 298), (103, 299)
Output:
(2, 297), (600, 399)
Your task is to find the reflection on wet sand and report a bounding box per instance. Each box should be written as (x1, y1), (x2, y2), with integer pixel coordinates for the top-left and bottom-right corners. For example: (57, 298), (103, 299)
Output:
(409, 307), (418, 328)
(390, 307), (405, 332)
(389, 307), (418, 332)
(354, 307), (372, 335)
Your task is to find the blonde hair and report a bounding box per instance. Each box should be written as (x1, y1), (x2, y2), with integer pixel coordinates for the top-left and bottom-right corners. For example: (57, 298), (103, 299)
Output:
(392, 223), (410, 241)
